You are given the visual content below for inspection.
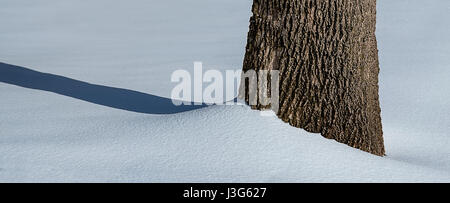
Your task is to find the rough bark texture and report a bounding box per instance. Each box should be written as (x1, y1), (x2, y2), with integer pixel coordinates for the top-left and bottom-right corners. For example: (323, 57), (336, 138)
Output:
(241, 0), (385, 156)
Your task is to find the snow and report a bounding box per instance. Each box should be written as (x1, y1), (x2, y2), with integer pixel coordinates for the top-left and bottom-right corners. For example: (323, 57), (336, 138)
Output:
(0, 0), (449, 182)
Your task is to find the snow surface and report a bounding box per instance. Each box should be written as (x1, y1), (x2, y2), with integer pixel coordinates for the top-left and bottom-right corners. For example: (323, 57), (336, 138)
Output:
(1, 0), (449, 182)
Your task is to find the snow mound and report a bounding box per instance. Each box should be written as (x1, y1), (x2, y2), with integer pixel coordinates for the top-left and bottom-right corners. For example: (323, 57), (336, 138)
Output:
(0, 85), (448, 182)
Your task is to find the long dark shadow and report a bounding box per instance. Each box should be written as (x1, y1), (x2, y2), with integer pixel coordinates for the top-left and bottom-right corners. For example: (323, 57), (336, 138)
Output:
(0, 62), (209, 114)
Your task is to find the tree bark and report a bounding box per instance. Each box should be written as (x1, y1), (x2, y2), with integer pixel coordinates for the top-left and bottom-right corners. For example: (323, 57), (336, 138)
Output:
(241, 0), (385, 156)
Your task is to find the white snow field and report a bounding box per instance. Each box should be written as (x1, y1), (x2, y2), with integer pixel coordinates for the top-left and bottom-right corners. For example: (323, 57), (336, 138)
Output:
(0, 0), (449, 182)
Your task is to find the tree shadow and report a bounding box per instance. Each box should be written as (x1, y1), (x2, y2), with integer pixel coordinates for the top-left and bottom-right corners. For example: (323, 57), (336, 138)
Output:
(0, 62), (209, 114)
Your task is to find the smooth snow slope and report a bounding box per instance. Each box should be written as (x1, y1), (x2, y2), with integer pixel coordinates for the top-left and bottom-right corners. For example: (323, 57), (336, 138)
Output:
(1, 0), (449, 182)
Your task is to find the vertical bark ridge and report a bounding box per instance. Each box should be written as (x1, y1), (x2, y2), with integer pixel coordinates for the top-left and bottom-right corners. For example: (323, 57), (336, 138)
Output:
(241, 0), (385, 156)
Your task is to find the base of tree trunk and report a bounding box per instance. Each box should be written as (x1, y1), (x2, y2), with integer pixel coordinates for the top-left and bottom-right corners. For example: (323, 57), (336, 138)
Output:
(240, 0), (385, 156)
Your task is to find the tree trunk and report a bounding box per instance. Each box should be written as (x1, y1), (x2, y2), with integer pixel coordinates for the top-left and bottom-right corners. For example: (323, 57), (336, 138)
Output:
(241, 0), (385, 156)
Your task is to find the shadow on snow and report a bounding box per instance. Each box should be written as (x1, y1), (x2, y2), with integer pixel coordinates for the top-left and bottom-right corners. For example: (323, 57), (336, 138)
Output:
(0, 62), (209, 114)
